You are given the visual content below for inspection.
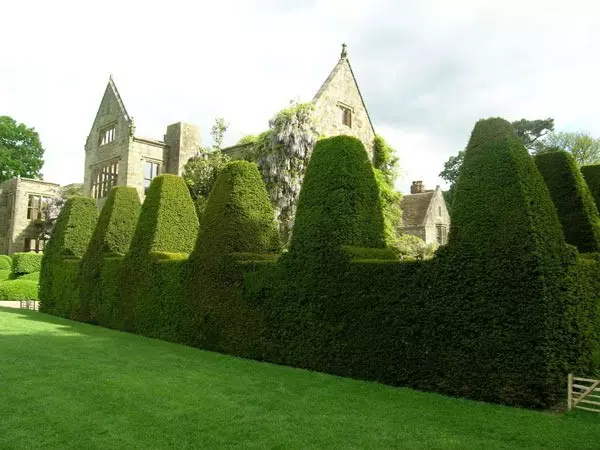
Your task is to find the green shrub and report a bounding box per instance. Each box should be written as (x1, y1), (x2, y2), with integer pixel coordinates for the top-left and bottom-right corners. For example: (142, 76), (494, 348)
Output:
(19, 272), (40, 282)
(39, 196), (98, 316)
(535, 151), (600, 252)
(121, 175), (198, 331)
(290, 135), (386, 260)
(0, 279), (38, 300)
(581, 164), (600, 212)
(78, 187), (141, 323)
(0, 270), (12, 281)
(11, 252), (43, 275)
(180, 161), (281, 354)
(440, 118), (577, 407)
(0, 255), (11, 270)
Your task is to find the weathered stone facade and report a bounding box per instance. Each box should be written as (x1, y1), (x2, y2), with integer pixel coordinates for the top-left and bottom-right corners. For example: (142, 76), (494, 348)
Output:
(401, 184), (450, 245)
(83, 76), (199, 207)
(312, 45), (376, 157)
(0, 177), (60, 255)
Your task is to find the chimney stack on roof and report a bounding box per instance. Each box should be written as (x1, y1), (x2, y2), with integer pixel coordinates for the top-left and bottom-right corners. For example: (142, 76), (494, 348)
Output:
(410, 180), (424, 194)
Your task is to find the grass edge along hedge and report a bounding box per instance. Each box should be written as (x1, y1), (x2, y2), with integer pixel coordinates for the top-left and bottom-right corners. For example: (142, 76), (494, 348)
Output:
(535, 151), (600, 252)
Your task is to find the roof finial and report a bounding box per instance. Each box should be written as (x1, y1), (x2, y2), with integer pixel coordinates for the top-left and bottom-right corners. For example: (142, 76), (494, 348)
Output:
(341, 43), (348, 59)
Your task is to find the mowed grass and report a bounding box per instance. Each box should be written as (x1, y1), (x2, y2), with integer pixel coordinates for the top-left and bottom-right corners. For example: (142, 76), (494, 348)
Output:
(0, 307), (598, 449)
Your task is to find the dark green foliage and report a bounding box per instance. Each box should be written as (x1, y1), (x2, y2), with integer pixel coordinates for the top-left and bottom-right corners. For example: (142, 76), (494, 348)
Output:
(0, 279), (38, 300)
(38, 122), (599, 410)
(39, 196), (98, 315)
(0, 255), (11, 271)
(191, 161), (281, 259)
(581, 164), (600, 212)
(290, 136), (386, 260)
(182, 161), (281, 354)
(535, 151), (600, 252)
(78, 187), (141, 322)
(122, 175), (198, 331)
(444, 118), (576, 406)
(0, 115), (45, 182)
(11, 252), (43, 275)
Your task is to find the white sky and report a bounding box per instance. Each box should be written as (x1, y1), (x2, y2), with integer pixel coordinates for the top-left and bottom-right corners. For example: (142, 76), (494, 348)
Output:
(2, 0), (599, 193)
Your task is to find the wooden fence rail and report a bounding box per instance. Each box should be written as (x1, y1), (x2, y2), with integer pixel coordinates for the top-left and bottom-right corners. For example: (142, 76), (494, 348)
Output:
(568, 374), (600, 413)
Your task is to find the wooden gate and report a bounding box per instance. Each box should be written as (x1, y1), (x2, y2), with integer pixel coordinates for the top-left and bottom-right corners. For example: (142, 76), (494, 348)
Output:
(568, 374), (600, 413)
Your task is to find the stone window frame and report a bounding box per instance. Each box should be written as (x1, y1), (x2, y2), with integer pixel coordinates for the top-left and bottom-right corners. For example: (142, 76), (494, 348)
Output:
(23, 236), (45, 253)
(337, 101), (354, 128)
(91, 159), (120, 199)
(27, 194), (52, 221)
(99, 122), (117, 146)
(436, 224), (447, 245)
(143, 159), (161, 194)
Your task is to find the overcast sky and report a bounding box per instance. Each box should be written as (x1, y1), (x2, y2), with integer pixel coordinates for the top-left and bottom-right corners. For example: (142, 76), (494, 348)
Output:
(2, 0), (599, 193)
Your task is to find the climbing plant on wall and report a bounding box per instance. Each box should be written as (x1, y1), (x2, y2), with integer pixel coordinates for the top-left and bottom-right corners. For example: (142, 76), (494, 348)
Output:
(247, 102), (319, 244)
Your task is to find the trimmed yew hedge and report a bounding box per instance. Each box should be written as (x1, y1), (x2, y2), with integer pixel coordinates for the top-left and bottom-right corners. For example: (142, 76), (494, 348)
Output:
(39, 196), (98, 316)
(122, 175), (198, 332)
(11, 252), (43, 275)
(39, 127), (599, 409)
(581, 164), (600, 212)
(0, 255), (11, 271)
(535, 151), (600, 252)
(78, 187), (141, 323)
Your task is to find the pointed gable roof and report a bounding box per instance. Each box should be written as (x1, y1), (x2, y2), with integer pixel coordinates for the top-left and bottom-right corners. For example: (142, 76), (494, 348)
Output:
(90, 75), (132, 128)
(401, 191), (435, 228)
(312, 44), (376, 135)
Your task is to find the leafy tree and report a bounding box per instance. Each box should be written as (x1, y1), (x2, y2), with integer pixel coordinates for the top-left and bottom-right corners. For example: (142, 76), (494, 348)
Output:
(237, 135), (258, 145)
(0, 116), (45, 182)
(182, 118), (231, 218)
(372, 135), (402, 246)
(535, 131), (600, 166)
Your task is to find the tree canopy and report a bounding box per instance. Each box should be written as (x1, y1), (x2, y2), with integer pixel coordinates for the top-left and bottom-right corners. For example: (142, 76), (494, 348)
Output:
(534, 131), (600, 166)
(0, 116), (45, 182)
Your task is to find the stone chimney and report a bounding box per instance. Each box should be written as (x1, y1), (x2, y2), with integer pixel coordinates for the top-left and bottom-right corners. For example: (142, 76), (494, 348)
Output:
(410, 181), (424, 194)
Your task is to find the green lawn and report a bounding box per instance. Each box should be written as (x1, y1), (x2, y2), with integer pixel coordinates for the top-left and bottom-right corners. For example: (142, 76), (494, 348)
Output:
(0, 308), (598, 449)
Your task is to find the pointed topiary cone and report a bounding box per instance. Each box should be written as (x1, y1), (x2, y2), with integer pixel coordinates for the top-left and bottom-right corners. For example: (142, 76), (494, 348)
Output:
(289, 135), (386, 262)
(39, 196), (99, 315)
(120, 174), (199, 332)
(78, 186), (141, 323)
(441, 117), (575, 407)
(535, 151), (600, 252)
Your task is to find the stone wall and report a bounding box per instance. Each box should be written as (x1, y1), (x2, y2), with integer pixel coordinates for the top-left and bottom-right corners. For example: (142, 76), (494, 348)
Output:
(422, 188), (451, 245)
(0, 178), (59, 255)
(164, 122), (200, 176)
(313, 58), (375, 157)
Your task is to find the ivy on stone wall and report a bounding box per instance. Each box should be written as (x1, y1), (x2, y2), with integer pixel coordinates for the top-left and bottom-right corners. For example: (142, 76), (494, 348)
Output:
(247, 102), (319, 243)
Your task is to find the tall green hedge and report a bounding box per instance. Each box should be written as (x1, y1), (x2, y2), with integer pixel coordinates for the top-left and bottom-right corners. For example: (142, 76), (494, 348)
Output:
(11, 252), (43, 275)
(180, 161), (280, 353)
(535, 151), (600, 252)
(121, 175), (198, 331)
(0, 255), (11, 271)
(581, 164), (600, 213)
(78, 187), (141, 323)
(289, 135), (386, 260)
(39, 196), (98, 316)
(442, 118), (575, 406)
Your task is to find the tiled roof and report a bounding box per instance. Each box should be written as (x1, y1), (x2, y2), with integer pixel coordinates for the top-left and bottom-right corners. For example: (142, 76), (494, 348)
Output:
(401, 191), (434, 227)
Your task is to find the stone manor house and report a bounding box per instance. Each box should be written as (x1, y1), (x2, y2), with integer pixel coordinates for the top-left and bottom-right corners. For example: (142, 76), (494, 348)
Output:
(0, 44), (449, 254)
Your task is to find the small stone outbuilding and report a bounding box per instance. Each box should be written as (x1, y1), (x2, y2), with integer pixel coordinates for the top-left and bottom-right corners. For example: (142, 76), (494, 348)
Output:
(401, 181), (450, 245)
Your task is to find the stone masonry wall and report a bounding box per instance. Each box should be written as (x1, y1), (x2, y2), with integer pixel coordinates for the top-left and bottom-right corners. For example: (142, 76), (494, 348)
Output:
(313, 59), (375, 157)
